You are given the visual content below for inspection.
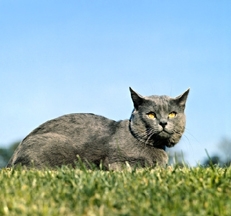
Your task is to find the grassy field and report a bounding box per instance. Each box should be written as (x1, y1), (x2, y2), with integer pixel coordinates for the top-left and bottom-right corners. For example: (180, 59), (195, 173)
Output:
(1, 165), (231, 216)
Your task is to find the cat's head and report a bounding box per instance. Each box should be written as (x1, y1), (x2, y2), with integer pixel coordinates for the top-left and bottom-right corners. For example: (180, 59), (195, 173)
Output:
(129, 87), (189, 149)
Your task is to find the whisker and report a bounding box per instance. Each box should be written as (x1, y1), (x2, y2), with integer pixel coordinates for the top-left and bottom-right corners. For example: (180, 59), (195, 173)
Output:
(184, 128), (201, 144)
(182, 134), (192, 146)
(145, 130), (155, 146)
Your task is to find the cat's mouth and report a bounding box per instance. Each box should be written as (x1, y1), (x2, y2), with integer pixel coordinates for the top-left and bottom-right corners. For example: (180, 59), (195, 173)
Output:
(154, 130), (177, 148)
(158, 130), (173, 138)
(149, 130), (174, 149)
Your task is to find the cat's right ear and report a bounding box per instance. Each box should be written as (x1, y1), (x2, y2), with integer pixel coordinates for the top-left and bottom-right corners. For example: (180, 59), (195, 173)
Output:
(175, 88), (190, 109)
(129, 87), (145, 110)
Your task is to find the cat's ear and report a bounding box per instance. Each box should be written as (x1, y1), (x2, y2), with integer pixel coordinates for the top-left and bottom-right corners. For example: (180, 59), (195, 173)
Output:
(129, 87), (145, 110)
(174, 88), (190, 109)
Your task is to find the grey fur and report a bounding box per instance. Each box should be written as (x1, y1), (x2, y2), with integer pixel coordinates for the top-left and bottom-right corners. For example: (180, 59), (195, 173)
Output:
(7, 87), (189, 170)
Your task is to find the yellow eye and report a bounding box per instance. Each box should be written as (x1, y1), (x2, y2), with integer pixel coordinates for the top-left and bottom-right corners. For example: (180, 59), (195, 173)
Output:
(168, 112), (176, 118)
(147, 112), (156, 119)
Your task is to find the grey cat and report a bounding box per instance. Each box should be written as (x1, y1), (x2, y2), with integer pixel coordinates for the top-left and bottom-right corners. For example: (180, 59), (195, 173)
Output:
(7, 87), (189, 170)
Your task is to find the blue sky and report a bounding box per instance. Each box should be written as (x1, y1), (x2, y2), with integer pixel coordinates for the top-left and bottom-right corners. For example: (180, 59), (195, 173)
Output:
(0, 1), (231, 165)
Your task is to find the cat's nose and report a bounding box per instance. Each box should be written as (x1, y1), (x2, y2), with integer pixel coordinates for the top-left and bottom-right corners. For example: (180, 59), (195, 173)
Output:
(159, 119), (167, 128)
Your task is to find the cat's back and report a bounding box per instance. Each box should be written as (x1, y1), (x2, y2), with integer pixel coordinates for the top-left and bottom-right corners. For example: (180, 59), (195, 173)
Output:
(24, 113), (117, 139)
(7, 113), (118, 168)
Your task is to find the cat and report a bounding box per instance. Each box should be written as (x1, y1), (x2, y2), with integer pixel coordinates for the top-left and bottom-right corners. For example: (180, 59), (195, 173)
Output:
(7, 87), (189, 170)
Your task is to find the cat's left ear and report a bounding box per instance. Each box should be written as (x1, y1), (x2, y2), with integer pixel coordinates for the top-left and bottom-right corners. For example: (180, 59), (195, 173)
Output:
(174, 88), (190, 109)
(129, 87), (145, 110)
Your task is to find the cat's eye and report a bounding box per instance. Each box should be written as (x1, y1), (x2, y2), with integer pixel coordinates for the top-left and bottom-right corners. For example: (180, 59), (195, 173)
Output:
(168, 112), (177, 118)
(147, 112), (156, 119)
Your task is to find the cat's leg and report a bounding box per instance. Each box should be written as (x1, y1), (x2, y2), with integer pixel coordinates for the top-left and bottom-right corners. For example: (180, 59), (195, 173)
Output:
(108, 162), (127, 171)
(108, 161), (138, 171)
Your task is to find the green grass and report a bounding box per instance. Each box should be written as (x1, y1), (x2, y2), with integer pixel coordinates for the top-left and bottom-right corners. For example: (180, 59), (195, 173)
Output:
(1, 165), (231, 216)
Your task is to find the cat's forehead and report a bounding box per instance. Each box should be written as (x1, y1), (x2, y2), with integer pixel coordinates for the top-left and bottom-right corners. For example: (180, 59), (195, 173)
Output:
(146, 95), (171, 103)
(144, 95), (172, 110)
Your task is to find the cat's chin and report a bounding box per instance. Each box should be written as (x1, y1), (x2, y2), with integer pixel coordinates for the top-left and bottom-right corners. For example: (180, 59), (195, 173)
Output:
(154, 131), (177, 148)
(157, 131), (172, 139)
